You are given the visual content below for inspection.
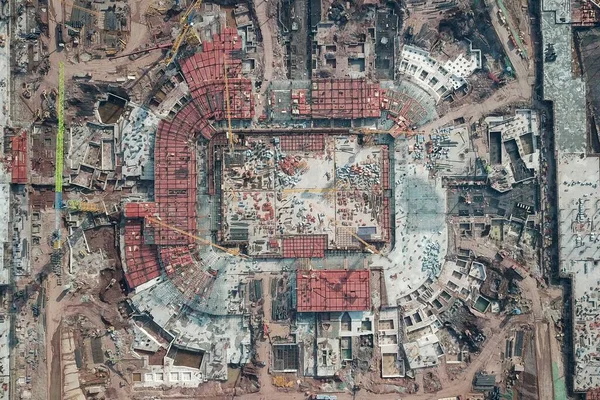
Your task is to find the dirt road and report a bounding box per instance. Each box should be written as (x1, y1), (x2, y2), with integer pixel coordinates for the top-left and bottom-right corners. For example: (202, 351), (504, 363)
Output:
(250, 275), (287, 400)
(534, 321), (554, 400)
(488, 2), (533, 93)
(254, 0), (274, 92)
(422, 2), (533, 135)
(45, 275), (64, 400)
(521, 277), (556, 400)
(45, 0), (157, 84)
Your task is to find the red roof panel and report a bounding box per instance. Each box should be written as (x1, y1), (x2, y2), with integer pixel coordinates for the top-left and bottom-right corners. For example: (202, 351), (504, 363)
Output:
(296, 270), (371, 312)
(282, 235), (327, 258)
(124, 202), (157, 218)
(11, 132), (27, 184)
(123, 220), (161, 289)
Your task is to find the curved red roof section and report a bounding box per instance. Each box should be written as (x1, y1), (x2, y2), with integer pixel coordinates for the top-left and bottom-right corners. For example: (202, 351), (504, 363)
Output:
(124, 28), (253, 288)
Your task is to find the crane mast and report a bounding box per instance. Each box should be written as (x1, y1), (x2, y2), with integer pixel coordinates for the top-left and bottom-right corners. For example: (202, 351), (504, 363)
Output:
(54, 62), (65, 249)
(223, 57), (235, 153)
(164, 0), (203, 65)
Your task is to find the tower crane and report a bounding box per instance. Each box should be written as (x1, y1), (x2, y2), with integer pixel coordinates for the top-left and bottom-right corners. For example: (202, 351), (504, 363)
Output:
(223, 57), (235, 153)
(347, 230), (379, 255)
(333, 220), (391, 260)
(145, 216), (248, 259)
(163, 0), (203, 65)
(346, 229), (392, 261)
(53, 62), (65, 250)
(281, 187), (339, 193)
(349, 128), (423, 136)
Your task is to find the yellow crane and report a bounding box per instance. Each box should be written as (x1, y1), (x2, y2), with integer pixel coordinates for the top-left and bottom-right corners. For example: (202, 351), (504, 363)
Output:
(347, 230), (379, 255)
(350, 128), (390, 135)
(281, 187), (339, 193)
(333, 220), (390, 259)
(223, 57), (235, 153)
(145, 216), (248, 259)
(350, 128), (423, 136)
(163, 0), (203, 65)
(53, 62), (65, 250)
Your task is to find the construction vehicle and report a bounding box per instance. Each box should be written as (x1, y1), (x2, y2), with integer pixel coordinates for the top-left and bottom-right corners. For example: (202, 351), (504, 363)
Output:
(346, 230), (379, 255)
(145, 216), (248, 258)
(56, 24), (65, 48)
(347, 229), (392, 261)
(163, 0), (203, 65)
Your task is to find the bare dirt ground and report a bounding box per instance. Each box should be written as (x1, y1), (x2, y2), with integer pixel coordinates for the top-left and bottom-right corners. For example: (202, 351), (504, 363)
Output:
(252, 273), (289, 399)
(253, 0), (274, 90)
(521, 276), (557, 400)
(423, 0), (533, 134)
(488, 2), (532, 82)
(423, 79), (530, 133)
(252, 0), (290, 120)
(43, 0), (157, 85)
(534, 321), (554, 400)
(44, 254), (131, 400)
(49, 324), (62, 400)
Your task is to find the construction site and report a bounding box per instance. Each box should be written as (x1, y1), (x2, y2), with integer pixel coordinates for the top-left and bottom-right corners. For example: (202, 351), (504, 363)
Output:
(2, 0), (600, 397)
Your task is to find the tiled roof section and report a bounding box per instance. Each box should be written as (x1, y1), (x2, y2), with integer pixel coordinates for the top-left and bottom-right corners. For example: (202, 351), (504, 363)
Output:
(152, 124), (197, 245)
(311, 78), (383, 119)
(11, 132), (27, 184)
(180, 27), (254, 133)
(282, 235), (327, 258)
(124, 220), (161, 289)
(159, 246), (195, 275)
(124, 202), (157, 218)
(148, 29), (255, 243)
(296, 269), (371, 312)
(279, 134), (325, 152)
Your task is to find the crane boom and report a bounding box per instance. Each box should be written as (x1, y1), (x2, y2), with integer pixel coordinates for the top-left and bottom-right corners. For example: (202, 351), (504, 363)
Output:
(109, 42), (172, 60)
(145, 216), (247, 258)
(347, 231), (378, 254)
(223, 59), (234, 153)
(164, 0), (203, 65)
(281, 187), (338, 194)
(54, 62), (65, 249)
